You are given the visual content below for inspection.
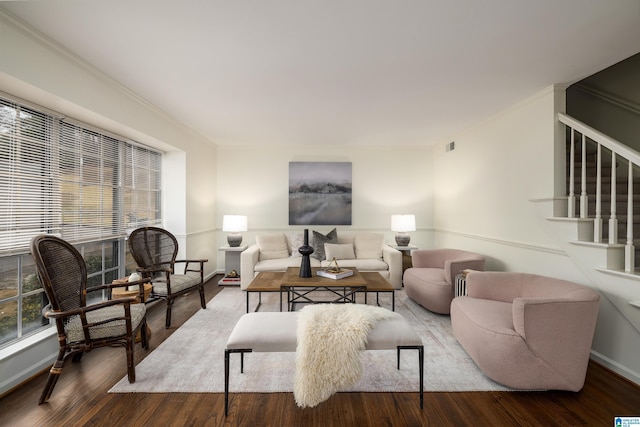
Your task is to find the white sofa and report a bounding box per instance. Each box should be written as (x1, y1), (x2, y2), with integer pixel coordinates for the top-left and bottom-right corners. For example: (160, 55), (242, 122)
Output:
(240, 230), (402, 289)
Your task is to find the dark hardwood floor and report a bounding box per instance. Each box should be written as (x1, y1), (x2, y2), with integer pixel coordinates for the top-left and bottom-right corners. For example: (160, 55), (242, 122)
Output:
(1, 276), (639, 426)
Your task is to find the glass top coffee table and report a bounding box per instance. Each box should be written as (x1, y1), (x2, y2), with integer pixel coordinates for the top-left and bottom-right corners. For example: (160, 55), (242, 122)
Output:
(245, 267), (395, 312)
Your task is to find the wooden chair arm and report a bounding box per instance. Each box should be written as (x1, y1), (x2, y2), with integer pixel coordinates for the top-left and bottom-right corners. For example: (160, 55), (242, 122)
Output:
(175, 259), (208, 264)
(177, 259), (208, 274)
(43, 297), (137, 319)
(87, 277), (151, 293)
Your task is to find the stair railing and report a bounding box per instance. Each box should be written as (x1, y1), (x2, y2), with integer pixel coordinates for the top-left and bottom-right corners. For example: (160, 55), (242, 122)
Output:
(559, 113), (640, 272)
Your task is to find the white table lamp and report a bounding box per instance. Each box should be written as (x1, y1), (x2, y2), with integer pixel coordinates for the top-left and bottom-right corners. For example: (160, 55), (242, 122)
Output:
(391, 214), (416, 246)
(223, 215), (247, 247)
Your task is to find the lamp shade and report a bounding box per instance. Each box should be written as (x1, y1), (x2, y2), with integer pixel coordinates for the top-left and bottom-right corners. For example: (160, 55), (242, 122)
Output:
(223, 215), (248, 232)
(223, 215), (247, 247)
(391, 214), (416, 232)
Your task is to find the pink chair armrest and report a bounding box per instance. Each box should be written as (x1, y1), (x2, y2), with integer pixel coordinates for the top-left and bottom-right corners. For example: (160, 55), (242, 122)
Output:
(512, 296), (599, 388)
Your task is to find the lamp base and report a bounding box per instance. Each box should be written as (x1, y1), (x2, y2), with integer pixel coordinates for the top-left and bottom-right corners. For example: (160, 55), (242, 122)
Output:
(227, 233), (243, 247)
(395, 233), (410, 247)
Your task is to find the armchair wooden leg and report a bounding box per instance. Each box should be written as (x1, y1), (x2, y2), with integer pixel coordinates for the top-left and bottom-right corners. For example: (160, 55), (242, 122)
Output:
(199, 284), (206, 309)
(126, 342), (136, 383)
(39, 356), (65, 404)
(140, 319), (149, 349)
(165, 299), (173, 328)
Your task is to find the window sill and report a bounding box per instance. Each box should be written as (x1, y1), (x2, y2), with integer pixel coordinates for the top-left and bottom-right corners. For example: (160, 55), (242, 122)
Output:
(0, 326), (56, 362)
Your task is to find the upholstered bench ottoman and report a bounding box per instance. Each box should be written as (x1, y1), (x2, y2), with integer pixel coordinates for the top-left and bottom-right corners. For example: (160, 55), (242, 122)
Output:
(224, 311), (424, 415)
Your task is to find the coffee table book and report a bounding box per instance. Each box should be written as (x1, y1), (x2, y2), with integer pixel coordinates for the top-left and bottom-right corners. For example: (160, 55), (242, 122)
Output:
(317, 268), (354, 280)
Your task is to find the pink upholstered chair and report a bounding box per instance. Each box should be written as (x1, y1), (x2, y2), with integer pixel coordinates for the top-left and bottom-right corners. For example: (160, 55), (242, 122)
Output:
(450, 271), (600, 391)
(403, 249), (485, 314)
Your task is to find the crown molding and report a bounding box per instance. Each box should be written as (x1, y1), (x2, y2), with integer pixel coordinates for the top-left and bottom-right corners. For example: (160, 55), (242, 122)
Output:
(573, 83), (640, 117)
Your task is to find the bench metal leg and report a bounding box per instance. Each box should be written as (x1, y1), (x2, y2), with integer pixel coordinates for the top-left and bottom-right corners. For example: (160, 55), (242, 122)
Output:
(224, 348), (253, 417)
(397, 345), (425, 409)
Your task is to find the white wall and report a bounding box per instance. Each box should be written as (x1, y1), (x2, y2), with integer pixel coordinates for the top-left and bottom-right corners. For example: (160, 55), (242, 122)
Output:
(0, 11), (218, 395)
(433, 86), (577, 273)
(433, 85), (640, 384)
(434, 87), (557, 252)
(215, 145), (434, 269)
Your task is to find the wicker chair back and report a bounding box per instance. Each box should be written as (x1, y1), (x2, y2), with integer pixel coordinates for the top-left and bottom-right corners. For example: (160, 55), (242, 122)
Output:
(129, 227), (179, 273)
(32, 236), (87, 313)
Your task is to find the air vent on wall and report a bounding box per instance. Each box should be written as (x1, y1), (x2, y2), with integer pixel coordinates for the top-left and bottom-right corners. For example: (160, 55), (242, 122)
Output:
(445, 141), (455, 152)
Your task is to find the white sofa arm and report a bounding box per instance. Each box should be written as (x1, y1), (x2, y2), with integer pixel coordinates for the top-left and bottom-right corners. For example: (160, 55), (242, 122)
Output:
(382, 245), (402, 289)
(240, 244), (260, 290)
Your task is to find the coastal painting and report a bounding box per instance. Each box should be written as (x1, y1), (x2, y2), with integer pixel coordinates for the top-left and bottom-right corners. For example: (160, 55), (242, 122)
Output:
(289, 162), (352, 225)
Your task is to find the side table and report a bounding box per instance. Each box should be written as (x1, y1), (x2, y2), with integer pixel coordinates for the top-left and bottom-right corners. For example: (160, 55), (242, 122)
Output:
(218, 245), (247, 285)
(391, 245), (418, 275)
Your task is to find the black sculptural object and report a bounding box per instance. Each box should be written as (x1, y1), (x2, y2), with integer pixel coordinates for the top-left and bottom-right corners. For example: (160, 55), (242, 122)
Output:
(299, 229), (314, 278)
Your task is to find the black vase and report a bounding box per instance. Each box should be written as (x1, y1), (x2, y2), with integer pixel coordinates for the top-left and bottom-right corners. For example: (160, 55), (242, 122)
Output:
(299, 229), (314, 278)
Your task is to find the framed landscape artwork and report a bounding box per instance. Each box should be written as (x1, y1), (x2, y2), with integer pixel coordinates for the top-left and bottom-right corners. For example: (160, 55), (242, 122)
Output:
(289, 162), (352, 225)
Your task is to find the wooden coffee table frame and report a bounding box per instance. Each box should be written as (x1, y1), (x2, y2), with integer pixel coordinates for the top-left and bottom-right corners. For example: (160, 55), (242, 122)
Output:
(245, 267), (395, 312)
(244, 271), (284, 312)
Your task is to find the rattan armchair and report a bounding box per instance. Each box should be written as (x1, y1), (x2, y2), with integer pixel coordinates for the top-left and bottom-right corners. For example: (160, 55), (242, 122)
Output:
(30, 235), (150, 404)
(128, 227), (208, 328)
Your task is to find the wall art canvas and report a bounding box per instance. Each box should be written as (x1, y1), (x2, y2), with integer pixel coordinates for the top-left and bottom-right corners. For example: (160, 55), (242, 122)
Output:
(289, 162), (352, 225)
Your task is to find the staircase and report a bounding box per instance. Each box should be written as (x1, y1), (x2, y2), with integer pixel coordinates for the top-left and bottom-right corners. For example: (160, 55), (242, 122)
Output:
(535, 113), (640, 336)
(560, 113), (640, 271)
(565, 126), (640, 259)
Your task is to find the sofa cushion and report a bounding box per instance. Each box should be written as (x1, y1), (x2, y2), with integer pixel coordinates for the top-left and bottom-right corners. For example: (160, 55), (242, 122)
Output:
(287, 232), (304, 258)
(354, 233), (383, 260)
(324, 243), (355, 261)
(255, 257), (321, 272)
(312, 228), (337, 261)
(257, 233), (290, 260)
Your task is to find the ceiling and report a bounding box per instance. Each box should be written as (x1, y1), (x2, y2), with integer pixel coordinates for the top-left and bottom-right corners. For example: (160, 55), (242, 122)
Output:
(2, 0), (640, 147)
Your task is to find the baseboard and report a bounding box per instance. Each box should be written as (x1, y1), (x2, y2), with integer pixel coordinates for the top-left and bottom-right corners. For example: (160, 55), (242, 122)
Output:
(590, 350), (640, 386)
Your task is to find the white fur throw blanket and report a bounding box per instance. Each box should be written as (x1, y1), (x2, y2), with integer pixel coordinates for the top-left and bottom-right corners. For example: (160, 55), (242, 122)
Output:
(294, 303), (399, 408)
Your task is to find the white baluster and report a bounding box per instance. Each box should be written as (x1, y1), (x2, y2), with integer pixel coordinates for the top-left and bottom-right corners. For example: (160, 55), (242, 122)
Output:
(580, 134), (588, 219)
(568, 129), (576, 218)
(625, 161), (635, 272)
(594, 144), (602, 243)
(609, 152), (618, 244)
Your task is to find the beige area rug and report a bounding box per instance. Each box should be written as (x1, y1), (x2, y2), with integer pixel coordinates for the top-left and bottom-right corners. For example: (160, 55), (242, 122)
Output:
(109, 287), (510, 393)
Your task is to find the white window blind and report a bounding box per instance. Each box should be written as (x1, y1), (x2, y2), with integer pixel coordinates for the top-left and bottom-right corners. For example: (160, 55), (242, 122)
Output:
(0, 99), (60, 253)
(59, 122), (122, 243)
(124, 145), (162, 230)
(0, 94), (162, 253)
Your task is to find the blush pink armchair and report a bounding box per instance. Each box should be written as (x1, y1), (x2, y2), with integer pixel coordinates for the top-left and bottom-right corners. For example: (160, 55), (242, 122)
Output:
(403, 249), (485, 314)
(450, 271), (600, 391)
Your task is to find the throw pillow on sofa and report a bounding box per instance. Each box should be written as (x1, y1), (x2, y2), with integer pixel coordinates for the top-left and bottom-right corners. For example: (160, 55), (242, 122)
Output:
(287, 232), (305, 258)
(325, 243), (356, 261)
(256, 233), (290, 260)
(312, 228), (337, 261)
(354, 233), (383, 260)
